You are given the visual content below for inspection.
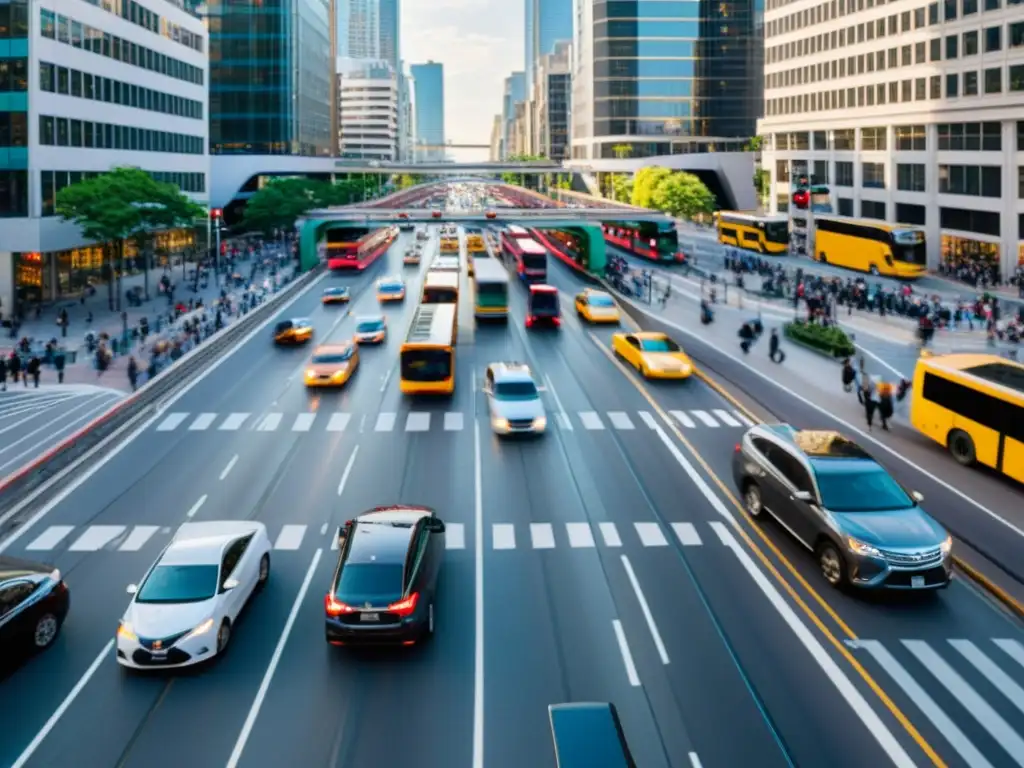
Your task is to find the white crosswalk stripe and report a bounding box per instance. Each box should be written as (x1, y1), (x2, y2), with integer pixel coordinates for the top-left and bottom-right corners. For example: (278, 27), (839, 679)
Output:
(671, 522), (702, 546)
(446, 523), (466, 549)
(566, 523), (596, 548)
(149, 409), (750, 434)
(634, 522), (669, 547)
(25, 525), (74, 550)
(274, 524), (306, 550)
(69, 525), (125, 551)
(530, 523), (556, 549)
(119, 526), (160, 551)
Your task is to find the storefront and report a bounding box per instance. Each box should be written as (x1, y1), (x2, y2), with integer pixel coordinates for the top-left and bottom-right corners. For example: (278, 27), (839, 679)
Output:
(939, 233), (1002, 283)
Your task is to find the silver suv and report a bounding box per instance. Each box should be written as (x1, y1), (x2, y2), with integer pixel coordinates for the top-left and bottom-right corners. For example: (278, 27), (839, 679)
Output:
(732, 424), (952, 591)
(483, 363), (547, 435)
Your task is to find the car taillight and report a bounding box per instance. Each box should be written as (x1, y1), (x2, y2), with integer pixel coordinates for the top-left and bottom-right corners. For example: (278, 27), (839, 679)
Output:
(734, 444), (742, 453)
(526, 316), (534, 328)
(325, 594), (355, 616)
(552, 317), (561, 327)
(388, 593), (419, 617)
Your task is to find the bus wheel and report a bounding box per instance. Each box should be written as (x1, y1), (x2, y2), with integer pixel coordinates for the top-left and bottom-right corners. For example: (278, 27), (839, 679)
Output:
(869, 265), (880, 276)
(948, 430), (976, 466)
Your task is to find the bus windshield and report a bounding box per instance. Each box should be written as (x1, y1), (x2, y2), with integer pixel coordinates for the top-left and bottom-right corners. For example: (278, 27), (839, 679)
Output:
(763, 221), (789, 243)
(476, 281), (506, 298)
(401, 349), (452, 382)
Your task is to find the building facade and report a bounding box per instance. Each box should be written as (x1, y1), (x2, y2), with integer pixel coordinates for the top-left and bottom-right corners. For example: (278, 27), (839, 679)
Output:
(532, 41), (572, 161)
(342, 0), (379, 58)
(409, 61), (445, 161)
(378, 0), (400, 70)
(0, 0), (209, 311)
(397, 68), (415, 161)
(758, 0), (1024, 280)
(336, 57), (399, 161)
(571, 0), (761, 160)
(490, 114), (503, 160)
(525, 0), (573, 93)
(500, 71), (526, 158)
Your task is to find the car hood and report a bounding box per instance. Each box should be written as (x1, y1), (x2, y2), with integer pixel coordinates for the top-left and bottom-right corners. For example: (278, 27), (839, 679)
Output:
(833, 506), (945, 549)
(640, 352), (691, 369)
(124, 598), (215, 638)
(493, 398), (545, 421)
(588, 306), (619, 317)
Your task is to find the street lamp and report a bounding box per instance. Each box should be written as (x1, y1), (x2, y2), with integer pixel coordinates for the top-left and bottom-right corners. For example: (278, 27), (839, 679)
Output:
(210, 208), (223, 274)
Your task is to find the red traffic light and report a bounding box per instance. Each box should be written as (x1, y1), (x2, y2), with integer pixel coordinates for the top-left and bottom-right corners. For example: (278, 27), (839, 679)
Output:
(792, 190), (810, 209)
(211, 208), (223, 218)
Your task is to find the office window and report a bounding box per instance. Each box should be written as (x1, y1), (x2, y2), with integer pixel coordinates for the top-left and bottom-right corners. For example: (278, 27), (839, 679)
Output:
(930, 38), (942, 61)
(940, 207), (999, 236)
(39, 115), (54, 146)
(938, 165), (1002, 197)
(861, 200), (887, 220)
(897, 163), (926, 191)
(984, 67), (1001, 93)
(902, 79), (912, 101)
(938, 122), (991, 150)
(946, 72), (959, 96)
(964, 71), (978, 95)
(813, 160), (829, 184)
(982, 122), (1002, 150)
(1011, 64), (1024, 91)
(896, 203), (926, 226)
(813, 131), (828, 150)
(895, 125), (927, 150)
(915, 7), (926, 26)
(833, 129), (855, 150)
(916, 78), (927, 100)
(835, 161), (854, 186)
(964, 0), (978, 12)
(861, 127), (887, 150)
(862, 162), (886, 188)
(1019, 167), (1024, 198)
(902, 45), (912, 66)
(944, 0), (957, 19)
(916, 41), (927, 63)
(946, 35), (958, 59)
(985, 0), (1001, 8)
(929, 2), (939, 23)
(985, 25), (1001, 51)
(1012, 21), (1024, 48)
(930, 75), (941, 98)
(964, 30), (979, 55)
(837, 197), (854, 216)
(0, 171), (28, 218)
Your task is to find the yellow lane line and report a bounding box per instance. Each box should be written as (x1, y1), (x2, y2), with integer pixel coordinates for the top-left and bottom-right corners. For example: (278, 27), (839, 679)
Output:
(588, 331), (947, 768)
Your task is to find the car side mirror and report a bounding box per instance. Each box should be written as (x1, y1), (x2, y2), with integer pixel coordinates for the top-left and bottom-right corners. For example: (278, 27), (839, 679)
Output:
(792, 490), (813, 502)
(911, 491), (924, 503)
(426, 519), (446, 533)
(222, 578), (240, 591)
(126, 583), (138, 595)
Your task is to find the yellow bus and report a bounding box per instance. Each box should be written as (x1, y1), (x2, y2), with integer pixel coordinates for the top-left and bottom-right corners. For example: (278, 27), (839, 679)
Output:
(440, 234), (459, 253)
(465, 227), (486, 253)
(717, 212), (789, 255)
(910, 353), (1024, 483)
(472, 258), (509, 320)
(812, 216), (927, 279)
(400, 303), (457, 395)
(422, 270), (459, 304)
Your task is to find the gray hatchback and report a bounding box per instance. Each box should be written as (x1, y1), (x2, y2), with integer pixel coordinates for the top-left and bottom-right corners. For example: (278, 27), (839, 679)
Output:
(732, 425), (952, 591)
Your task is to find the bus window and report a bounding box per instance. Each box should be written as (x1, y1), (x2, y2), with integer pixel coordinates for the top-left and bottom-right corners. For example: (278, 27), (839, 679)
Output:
(401, 349), (452, 382)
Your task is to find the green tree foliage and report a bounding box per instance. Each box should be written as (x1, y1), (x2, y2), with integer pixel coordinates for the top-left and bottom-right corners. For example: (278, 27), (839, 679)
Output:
(500, 153), (547, 185)
(56, 166), (205, 310)
(242, 177), (361, 237)
(630, 167), (672, 209)
(744, 136), (764, 152)
(610, 174), (633, 204)
(651, 171), (717, 220)
(753, 167), (771, 205)
(612, 144), (633, 159)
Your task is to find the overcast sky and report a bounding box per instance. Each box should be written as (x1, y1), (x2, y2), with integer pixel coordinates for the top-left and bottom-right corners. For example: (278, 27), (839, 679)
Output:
(401, 0), (524, 160)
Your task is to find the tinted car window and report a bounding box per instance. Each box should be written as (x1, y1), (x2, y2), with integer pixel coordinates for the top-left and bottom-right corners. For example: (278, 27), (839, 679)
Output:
(356, 320), (384, 333)
(815, 464), (913, 512)
(336, 563), (404, 601)
(312, 350), (353, 364)
(0, 582), (34, 615)
(137, 565), (218, 603)
(494, 381), (538, 400)
(639, 338), (680, 352)
(771, 450), (815, 493)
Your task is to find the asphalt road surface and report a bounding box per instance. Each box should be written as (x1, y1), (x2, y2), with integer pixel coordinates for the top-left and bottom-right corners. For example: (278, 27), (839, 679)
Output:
(2, 228), (1023, 768)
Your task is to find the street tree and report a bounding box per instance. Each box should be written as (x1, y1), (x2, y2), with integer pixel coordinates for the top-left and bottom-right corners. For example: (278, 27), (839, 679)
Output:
(651, 172), (717, 221)
(501, 153), (547, 187)
(394, 174), (423, 190)
(242, 177), (358, 237)
(610, 174), (634, 204)
(56, 166), (204, 311)
(630, 167), (672, 209)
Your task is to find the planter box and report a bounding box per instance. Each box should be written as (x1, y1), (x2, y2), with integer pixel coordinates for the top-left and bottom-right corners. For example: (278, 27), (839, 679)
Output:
(783, 321), (855, 359)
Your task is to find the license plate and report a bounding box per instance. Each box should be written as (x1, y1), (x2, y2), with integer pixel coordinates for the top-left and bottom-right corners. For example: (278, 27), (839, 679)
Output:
(911, 575), (925, 588)
(360, 612), (379, 622)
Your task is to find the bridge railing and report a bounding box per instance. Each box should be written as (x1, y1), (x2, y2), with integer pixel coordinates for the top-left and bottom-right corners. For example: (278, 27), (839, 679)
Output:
(552, 188), (650, 211)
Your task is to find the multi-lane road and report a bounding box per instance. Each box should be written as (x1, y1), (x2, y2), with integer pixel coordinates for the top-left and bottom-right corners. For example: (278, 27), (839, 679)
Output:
(2, 226), (1023, 768)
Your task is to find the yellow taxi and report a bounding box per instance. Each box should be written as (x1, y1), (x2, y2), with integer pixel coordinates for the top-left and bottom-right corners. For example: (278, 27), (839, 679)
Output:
(377, 276), (406, 302)
(273, 318), (313, 345)
(611, 332), (693, 379)
(304, 342), (359, 387)
(574, 289), (620, 324)
(322, 286), (350, 305)
(353, 314), (387, 344)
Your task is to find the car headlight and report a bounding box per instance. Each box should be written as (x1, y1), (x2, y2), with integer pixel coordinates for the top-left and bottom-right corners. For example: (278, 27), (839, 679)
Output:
(332, 367), (348, 379)
(305, 369), (316, 379)
(846, 537), (882, 558)
(492, 418), (509, 431)
(532, 416), (547, 430)
(184, 618), (215, 640)
(117, 621), (138, 642)
(940, 535), (953, 556)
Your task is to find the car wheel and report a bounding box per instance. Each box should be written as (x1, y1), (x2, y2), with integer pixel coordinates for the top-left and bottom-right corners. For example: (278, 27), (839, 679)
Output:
(257, 553), (270, 589)
(33, 613), (61, 650)
(216, 620), (232, 655)
(743, 483), (764, 519)
(948, 429), (976, 466)
(816, 542), (847, 588)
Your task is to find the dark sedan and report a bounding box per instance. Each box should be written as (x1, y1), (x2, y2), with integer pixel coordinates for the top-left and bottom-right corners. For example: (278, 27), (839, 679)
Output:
(0, 556), (70, 656)
(325, 506), (445, 646)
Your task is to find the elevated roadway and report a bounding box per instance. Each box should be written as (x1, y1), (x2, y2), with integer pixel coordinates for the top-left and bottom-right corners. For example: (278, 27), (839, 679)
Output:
(302, 207), (673, 225)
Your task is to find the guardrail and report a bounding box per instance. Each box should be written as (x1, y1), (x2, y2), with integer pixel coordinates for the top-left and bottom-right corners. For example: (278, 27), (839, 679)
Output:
(0, 266), (324, 531)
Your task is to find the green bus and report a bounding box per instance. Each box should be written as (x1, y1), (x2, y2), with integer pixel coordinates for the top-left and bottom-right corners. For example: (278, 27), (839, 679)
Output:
(472, 258), (509, 321)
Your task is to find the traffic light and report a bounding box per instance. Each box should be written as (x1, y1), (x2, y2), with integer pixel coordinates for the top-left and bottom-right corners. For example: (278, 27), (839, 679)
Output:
(211, 208), (223, 218)
(792, 177), (810, 210)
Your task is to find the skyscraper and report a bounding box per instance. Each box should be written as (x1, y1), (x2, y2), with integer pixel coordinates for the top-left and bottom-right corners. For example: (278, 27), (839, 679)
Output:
(501, 72), (526, 158)
(338, 0), (399, 69)
(378, 0), (400, 70)
(525, 0), (572, 92)
(410, 62), (445, 161)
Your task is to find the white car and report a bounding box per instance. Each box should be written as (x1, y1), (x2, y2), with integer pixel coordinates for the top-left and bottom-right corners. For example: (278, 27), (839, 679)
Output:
(116, 521), (272, 669)
(483, 363), (547, 435)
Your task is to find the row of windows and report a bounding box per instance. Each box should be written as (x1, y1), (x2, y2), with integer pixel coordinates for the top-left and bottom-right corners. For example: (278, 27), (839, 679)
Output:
(770, 121), (1024, 154)
(898, 163), (927, 191)
(938, 164), (1003, 197)
(39, 62), (203, 121)
(0, 111), (27, 148)
(766, 66), (1024, 117)
(786, 158), (1003, 197)
(0, 58), (26, 92)
(822, 197), (1000, 237)
(0, 0), (28, 40)
(767, 22), (1024, 93)
(39, 169), (204, 216)
(81, 0), (203, 53)
(39, 115), (204, 155)
(40, 10), (204, 87)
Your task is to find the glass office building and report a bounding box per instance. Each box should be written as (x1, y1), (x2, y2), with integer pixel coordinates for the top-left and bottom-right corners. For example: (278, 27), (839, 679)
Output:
(410, 61), (444, 160)
(572, 0), (762, 159)
(209, 0), (332, 156)
(525, 0), (573, 92)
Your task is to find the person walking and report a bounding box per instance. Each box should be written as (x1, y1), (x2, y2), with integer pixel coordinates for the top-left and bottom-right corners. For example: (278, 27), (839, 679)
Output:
(26, 355), (41, 388)
(127, 356), (139, 392)
(877, 379), (895, 431)
(860, 375), (878, 429)
(8, 351), (21, 384)
(841, 357), (857, 392)
(0, 355), (6, 391)
(53, 347), (66, 384)
(768, 328), (785, 363)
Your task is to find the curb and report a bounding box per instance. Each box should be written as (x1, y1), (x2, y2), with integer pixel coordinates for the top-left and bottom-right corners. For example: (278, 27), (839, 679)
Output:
(952, 555), (1024, 620)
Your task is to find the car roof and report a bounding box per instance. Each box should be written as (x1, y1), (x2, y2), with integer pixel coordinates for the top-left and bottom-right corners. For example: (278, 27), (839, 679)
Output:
(530, 284), (557, 293)
(313, 343), (352, 354)
(752, 425), (875, 461)
(164, 521), (263, 565)
(379, 275), (403, 284)
(347, 516), (425, 564)
(0, 555), (54, 581)
(634, 332), (669, 340)
(490, 362), (535, 383)
(291, 318), (312, 325)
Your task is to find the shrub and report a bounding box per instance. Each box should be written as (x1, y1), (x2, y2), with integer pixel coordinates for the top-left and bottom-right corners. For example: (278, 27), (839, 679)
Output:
(783, 321), (855, 358)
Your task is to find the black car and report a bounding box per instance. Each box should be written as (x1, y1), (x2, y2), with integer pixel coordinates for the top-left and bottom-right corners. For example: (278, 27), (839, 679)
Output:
(325, 506), (445, 646)
(0, 556), (70, 655)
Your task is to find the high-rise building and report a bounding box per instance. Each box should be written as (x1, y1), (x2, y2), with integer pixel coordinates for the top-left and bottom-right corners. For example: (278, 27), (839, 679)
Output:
(337, 58), (400, 161)
(208, 0), (332, 157)
(397, 68), (416, 162)
(759, 0), (1024, 280)
(1, 0), (209, 312)
(490, 115), (504, 161)
(532, 42), (572, 161)
(571, 0), (761, 160)
(409, 61), (445, 161)
(501, 72), (526, 158)
(338, 0), (399, 69)
(378, 0), (400, 70)
(525, 0), (573, 92)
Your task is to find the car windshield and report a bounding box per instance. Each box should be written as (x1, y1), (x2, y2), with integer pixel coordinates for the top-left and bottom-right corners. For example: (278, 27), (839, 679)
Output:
(325, 288), (346, 295)
(136, 564), (218, 604)
(275, 321), (293, 333)
(357, 320), (385, 333)
(530, 291), (559, 313)
(494, 381), (538, 400)
(639, 337), (680, 353)
(336, 563), (404, 602)
(815, 464), (913, 512)
(312, 350), (352, 364)
(380, 283), (402, 292)
(589, 294), (614, 307)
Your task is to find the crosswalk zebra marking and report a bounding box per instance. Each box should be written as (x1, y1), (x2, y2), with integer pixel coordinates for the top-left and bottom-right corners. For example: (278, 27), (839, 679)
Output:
(634, 522), (668, 547)
(566, 523), (596, 548)
(292, 413), (316, 432)
(709, 521), (733, 545)
(257, 413), (282, 431)
(579, 411), (604, 430)
(949, 639), (1024, 717)
(670, 410), (695, 428)
(406, 412), (430, 432)
(691, 410), (719, 427)
(119, 526), (160, 552)
(190, 413), (217, 431)
(375, 412), (396, 432)
(157, 413), (188, 431)
(220, 413), (249, 431)
(25, 525), (74, 551)
(530, 523), (556, 549)
(638, 411), (659, 430)
(274, 524), (306, 551)
(672, 522), (702, 546)
(69, 525), (126, 551)
(598, 522), (623, 547)
(994, 638), (1024, 670)
(327, 413), (351, 432)
(493, 523), (515, 550)
(713, 409), (742, 428)
(446, 523), (466, 549)
(607, 412), (634, 430)
(444, 412), (464, 431)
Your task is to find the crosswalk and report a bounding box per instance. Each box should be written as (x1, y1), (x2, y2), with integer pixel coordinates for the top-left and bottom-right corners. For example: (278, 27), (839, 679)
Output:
(151, 408), (752, 434)
(19, 520), (728, 554)
(851, 637), (1024, 766)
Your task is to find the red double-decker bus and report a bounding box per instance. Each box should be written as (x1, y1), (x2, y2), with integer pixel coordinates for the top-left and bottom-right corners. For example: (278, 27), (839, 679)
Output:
(500, 230), (547, 282)
(327, 227), (398, 270)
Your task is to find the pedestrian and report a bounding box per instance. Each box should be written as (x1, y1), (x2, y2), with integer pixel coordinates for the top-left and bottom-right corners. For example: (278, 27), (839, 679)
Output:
(841, 357), (857, 392)
(54, 347), (66, 384)
(0, 355), (6, 391)
(861, 375), (878, 429)
(26, 355), (41, 388)
(127, 356), (139, 391)
(8, 351), (20, 383)
(877, 379), (894, 431)
(768, 328), (785, 363)
(58, 307), (69, 338)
